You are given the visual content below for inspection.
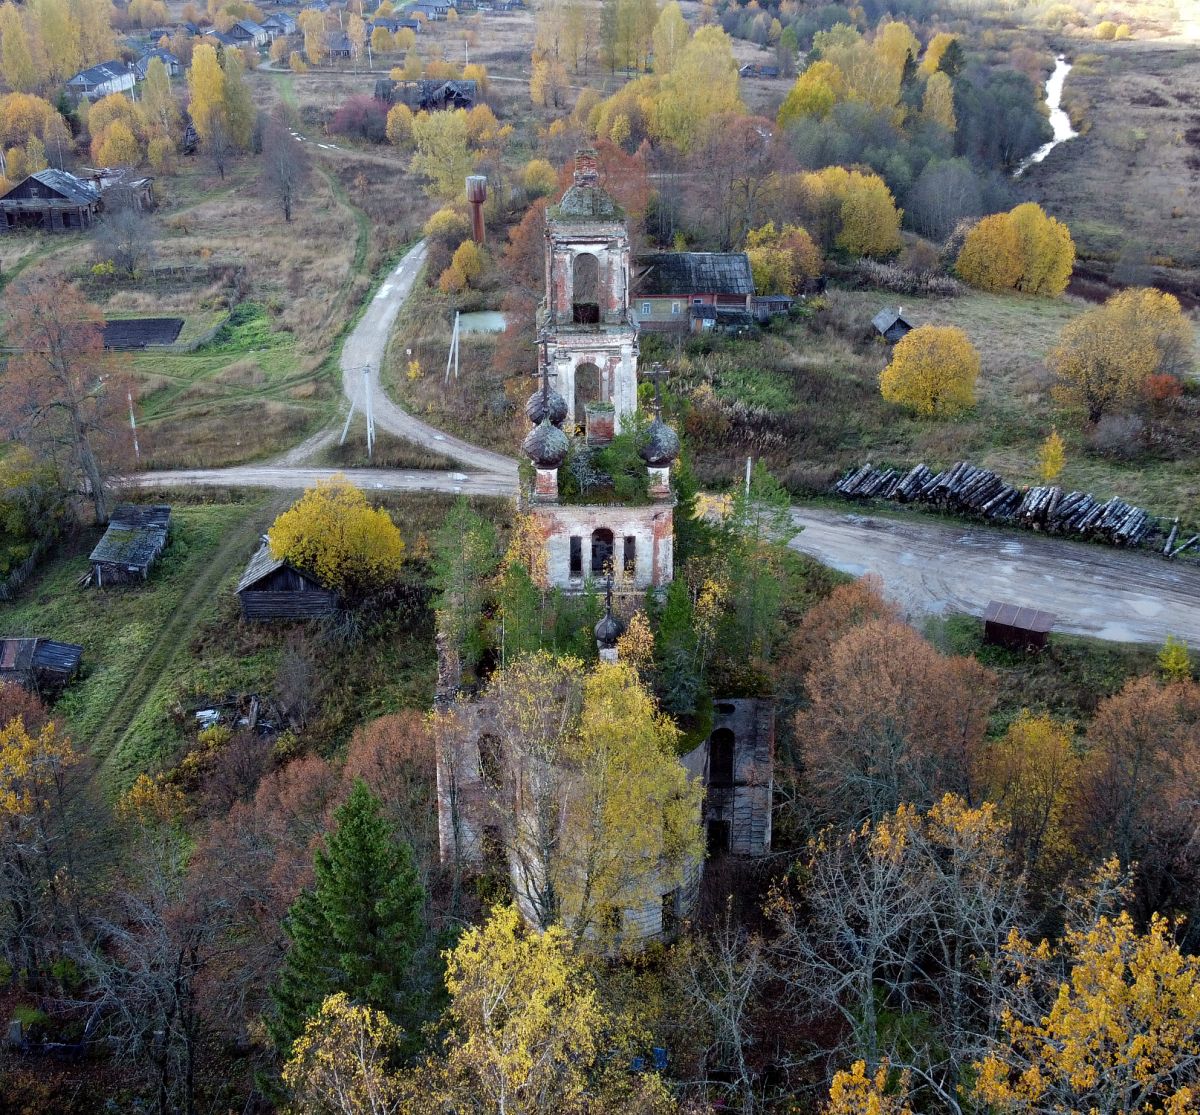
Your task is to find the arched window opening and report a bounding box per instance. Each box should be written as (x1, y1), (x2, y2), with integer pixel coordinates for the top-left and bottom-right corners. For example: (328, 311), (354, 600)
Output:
(709, 727), (735, 787)
(572, 253), (600, 324)
(591, 528), (614, 575)
(574, 361), (601, 418)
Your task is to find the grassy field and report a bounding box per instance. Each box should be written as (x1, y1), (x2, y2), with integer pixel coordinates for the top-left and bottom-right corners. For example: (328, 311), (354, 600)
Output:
(676, 285), (1200, 525)
(0, 498), (276, 785)
(929, 612), (1157, 731)
(0, 490), (513, 790)
(1028, 41), (1200, 292)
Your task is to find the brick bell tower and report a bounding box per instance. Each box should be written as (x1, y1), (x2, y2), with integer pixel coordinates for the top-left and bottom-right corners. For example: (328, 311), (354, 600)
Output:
(540, 149), (639, 435)
(521, 151), (679, 597)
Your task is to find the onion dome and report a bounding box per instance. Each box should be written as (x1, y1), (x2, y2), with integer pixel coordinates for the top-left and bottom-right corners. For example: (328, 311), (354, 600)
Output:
(594, 604), (625, 649)
(639, 416), (681, 467)
(522, 417), (569, 468)
(525, 385), (568, 427)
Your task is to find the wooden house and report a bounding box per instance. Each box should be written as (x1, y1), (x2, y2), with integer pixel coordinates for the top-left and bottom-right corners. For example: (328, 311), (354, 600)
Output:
(0, 170), (101, 235)
(134, 49), (183, 79)
(262, 13), (298, 37)
(871, 306), (914, 344)
(376, 78), (476, 110)
(65, 60), (135, 100)
(0, 638), (83, 694)
(228, 18), (268, 47)
(236, 542), (339, 621)
(89, 505), (171, 586)
(634, 252), (755, 334)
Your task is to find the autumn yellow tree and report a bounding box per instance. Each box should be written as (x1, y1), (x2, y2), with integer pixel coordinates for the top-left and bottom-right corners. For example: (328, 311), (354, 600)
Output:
(1050, 287), (1194, 424)
(776, 59), (843, 126)
(651, 0), (688, 74)
(1038, 426), (1065, 482)
(955, 203), (1074, 296)
(880, 324), (979, 417)
(745, 221), (822, 295)
(0, 715), (81, 983)
(283, 993), (406, 1115)
(825, 1060), (913, 1115)
(974, 910), (1200, 1114)
(921, 70), (955, 132)
(976, 710), (1080, 887)
(1159, 635), (1192, 682)
(652, 25), (743, 154)
(476, 654), (703, 939)
(0, 4), (38, 92)
(802, 166), (903, 257)
(410, 107), (474, 199)
(919, 31), (957, 75)
(267, 477), (405, 598)
(415, 904), (673, 1114)
(385, 102), (413, 147)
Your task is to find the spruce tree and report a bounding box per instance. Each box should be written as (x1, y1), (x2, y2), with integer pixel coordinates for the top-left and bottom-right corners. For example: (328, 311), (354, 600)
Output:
(269, 780), (426, 1051)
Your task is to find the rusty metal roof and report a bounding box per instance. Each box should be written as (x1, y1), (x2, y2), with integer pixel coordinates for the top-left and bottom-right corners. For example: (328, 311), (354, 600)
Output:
(984, 600), (1056, 634)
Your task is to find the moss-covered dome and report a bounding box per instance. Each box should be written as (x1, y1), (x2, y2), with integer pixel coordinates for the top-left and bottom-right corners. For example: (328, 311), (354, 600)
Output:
(522, 417), (569, 468)
(639, 417), (681, 467)
(525, 386), (568, 427)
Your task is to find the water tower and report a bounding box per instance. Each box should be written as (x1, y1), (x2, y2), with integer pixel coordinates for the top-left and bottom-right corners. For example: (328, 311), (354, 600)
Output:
(466, 175), (487, 244)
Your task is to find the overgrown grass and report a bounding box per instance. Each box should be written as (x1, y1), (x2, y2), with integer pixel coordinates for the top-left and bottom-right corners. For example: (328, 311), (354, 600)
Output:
(928, 612), (1157, 731)
(0, 502), (260, 753)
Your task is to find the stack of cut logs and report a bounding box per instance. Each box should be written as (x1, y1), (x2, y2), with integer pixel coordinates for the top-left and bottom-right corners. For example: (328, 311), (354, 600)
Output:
(835, 461), (1163, 549)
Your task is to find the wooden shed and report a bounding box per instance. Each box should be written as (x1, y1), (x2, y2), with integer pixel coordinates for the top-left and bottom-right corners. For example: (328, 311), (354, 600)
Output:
(236, 542), (339, 621)
(983, 600), (1056, 651)
(871, 306), (914, 344)
(0, 170), (101, 234)
(89, 505), (171, 586)
(0, 637), (83, 693)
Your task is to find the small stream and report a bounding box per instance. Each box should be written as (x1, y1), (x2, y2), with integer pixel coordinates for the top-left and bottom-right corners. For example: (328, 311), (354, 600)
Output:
(1014, 55), (1078, 177)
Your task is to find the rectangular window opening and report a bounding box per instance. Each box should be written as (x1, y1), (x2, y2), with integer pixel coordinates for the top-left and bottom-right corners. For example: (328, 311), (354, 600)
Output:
(569, 536), (582, 576)
(641, 301), (652, 315)
(661, 889), (679, 937)
(623, 536), (636, 575)
(671, 301), (680, 315)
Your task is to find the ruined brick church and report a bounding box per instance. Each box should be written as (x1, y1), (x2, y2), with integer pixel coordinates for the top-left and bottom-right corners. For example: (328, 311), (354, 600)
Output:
(434, 152), (774, 943)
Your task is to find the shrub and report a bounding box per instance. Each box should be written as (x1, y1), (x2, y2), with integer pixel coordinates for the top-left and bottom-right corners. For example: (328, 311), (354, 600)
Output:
(880, 324), (979, 417)
(522, 157), (557, 198)
(385, 102), (414, 147)
(955, 203), (1075, 297)
(1086, 414), (1143, 459)
(1094, 20), (1117, 39)
(329, 96), (389, 142)
(424, 206), (470, 246)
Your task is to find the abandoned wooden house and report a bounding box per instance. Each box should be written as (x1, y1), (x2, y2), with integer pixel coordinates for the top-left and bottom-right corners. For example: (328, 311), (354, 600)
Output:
(634, 252), (755, 334)
(752, 293), (795, 321)
(0, 170), (101, 234)
(89, 505), (171, 586)
(261, 13), (298, 38)
(872, 306), (915, 343)
(0, 637), (83, 694)
(236, 542), (339, 621)
(375, 78), (476, 110)
(65, 60), (135, 100)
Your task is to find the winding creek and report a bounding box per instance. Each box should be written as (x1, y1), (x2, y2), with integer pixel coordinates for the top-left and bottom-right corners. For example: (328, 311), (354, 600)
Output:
(1015, 55), (1078, 176)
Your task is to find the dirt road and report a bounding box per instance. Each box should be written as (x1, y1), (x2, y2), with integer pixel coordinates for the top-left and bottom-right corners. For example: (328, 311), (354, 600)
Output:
(338, 240), (520, 477)
(126, 466), (516, 498)
(791, 506), (1200, 645)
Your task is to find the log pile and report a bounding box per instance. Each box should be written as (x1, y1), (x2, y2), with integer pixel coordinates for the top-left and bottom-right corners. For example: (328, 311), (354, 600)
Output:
(835, 461), (1162, 548)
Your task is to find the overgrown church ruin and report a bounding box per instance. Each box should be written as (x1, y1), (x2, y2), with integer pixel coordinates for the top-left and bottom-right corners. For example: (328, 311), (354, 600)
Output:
(434, 153), (775, 944)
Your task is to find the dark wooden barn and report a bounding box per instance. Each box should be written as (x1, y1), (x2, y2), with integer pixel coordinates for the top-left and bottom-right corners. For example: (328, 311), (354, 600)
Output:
(236, 542), (339, 621)
(871, 306), (915, 344)
(375, 78), (477, 111)
(0, 170), (101, 234)
(89, 505), (171, 586)
(983, 600), (1056, 651)
(0, 637), (83, 694)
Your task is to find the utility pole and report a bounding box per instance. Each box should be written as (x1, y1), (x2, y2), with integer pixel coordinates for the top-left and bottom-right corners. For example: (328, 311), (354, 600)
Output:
(363, 364), (375, 460)
(128, 391), (141, 465)
(444, 311), (460, 384)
